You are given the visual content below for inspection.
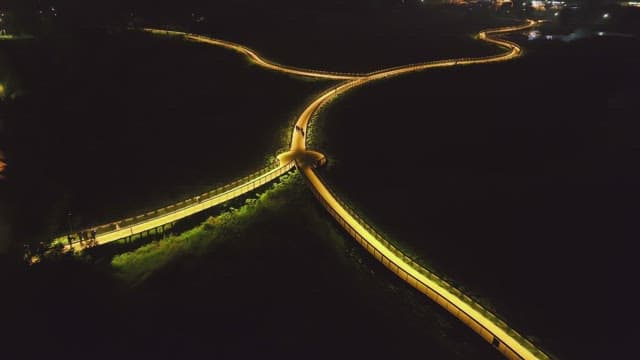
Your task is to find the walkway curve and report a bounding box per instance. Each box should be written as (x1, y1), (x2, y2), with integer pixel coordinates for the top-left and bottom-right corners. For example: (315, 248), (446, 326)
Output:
(143, 28), (364, 80)
(288, 19), (552, 360)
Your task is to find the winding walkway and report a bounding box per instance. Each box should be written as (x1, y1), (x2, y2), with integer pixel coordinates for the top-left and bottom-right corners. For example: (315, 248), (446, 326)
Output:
(52, 19), (549, 360)
(280, 19), (550, 360)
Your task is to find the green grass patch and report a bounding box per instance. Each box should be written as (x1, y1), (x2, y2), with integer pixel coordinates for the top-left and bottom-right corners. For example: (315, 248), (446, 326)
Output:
(111, 171), (299, 285)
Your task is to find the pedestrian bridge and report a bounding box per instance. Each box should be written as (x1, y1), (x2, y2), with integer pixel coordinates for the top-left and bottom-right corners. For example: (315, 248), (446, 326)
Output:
(50, 162), (295, 251)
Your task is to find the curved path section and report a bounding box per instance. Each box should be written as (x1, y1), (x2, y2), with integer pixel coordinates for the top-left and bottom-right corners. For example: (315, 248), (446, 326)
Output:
(143, 28), (364, 81)
(289, 20), (552, 360)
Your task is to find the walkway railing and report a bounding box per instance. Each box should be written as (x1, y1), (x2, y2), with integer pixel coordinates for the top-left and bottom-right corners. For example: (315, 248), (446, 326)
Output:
(52, 161), (295, 250)
(306, 170), (550, 359)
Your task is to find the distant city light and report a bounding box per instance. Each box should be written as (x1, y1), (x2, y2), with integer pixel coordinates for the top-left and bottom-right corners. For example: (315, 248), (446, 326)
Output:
(528, 30), (541, 40)
(531, 0), (546, 10)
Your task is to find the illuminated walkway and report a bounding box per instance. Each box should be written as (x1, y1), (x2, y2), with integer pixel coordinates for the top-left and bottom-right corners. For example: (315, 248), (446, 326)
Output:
(143, 28), (363, 81)
(52, 20), (549, 360)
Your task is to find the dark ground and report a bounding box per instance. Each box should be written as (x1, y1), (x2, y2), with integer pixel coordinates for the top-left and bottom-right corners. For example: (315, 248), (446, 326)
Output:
(2, 175), (503, 360)
(313, 34), (640, 359)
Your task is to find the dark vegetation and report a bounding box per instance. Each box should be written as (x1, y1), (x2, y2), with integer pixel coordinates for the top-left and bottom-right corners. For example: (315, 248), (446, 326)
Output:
(313, 34), (640, 359)
(3, 173), (503, 360)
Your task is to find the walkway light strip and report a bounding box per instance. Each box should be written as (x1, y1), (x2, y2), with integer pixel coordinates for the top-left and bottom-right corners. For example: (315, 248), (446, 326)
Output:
(143, 28), (363, 80)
